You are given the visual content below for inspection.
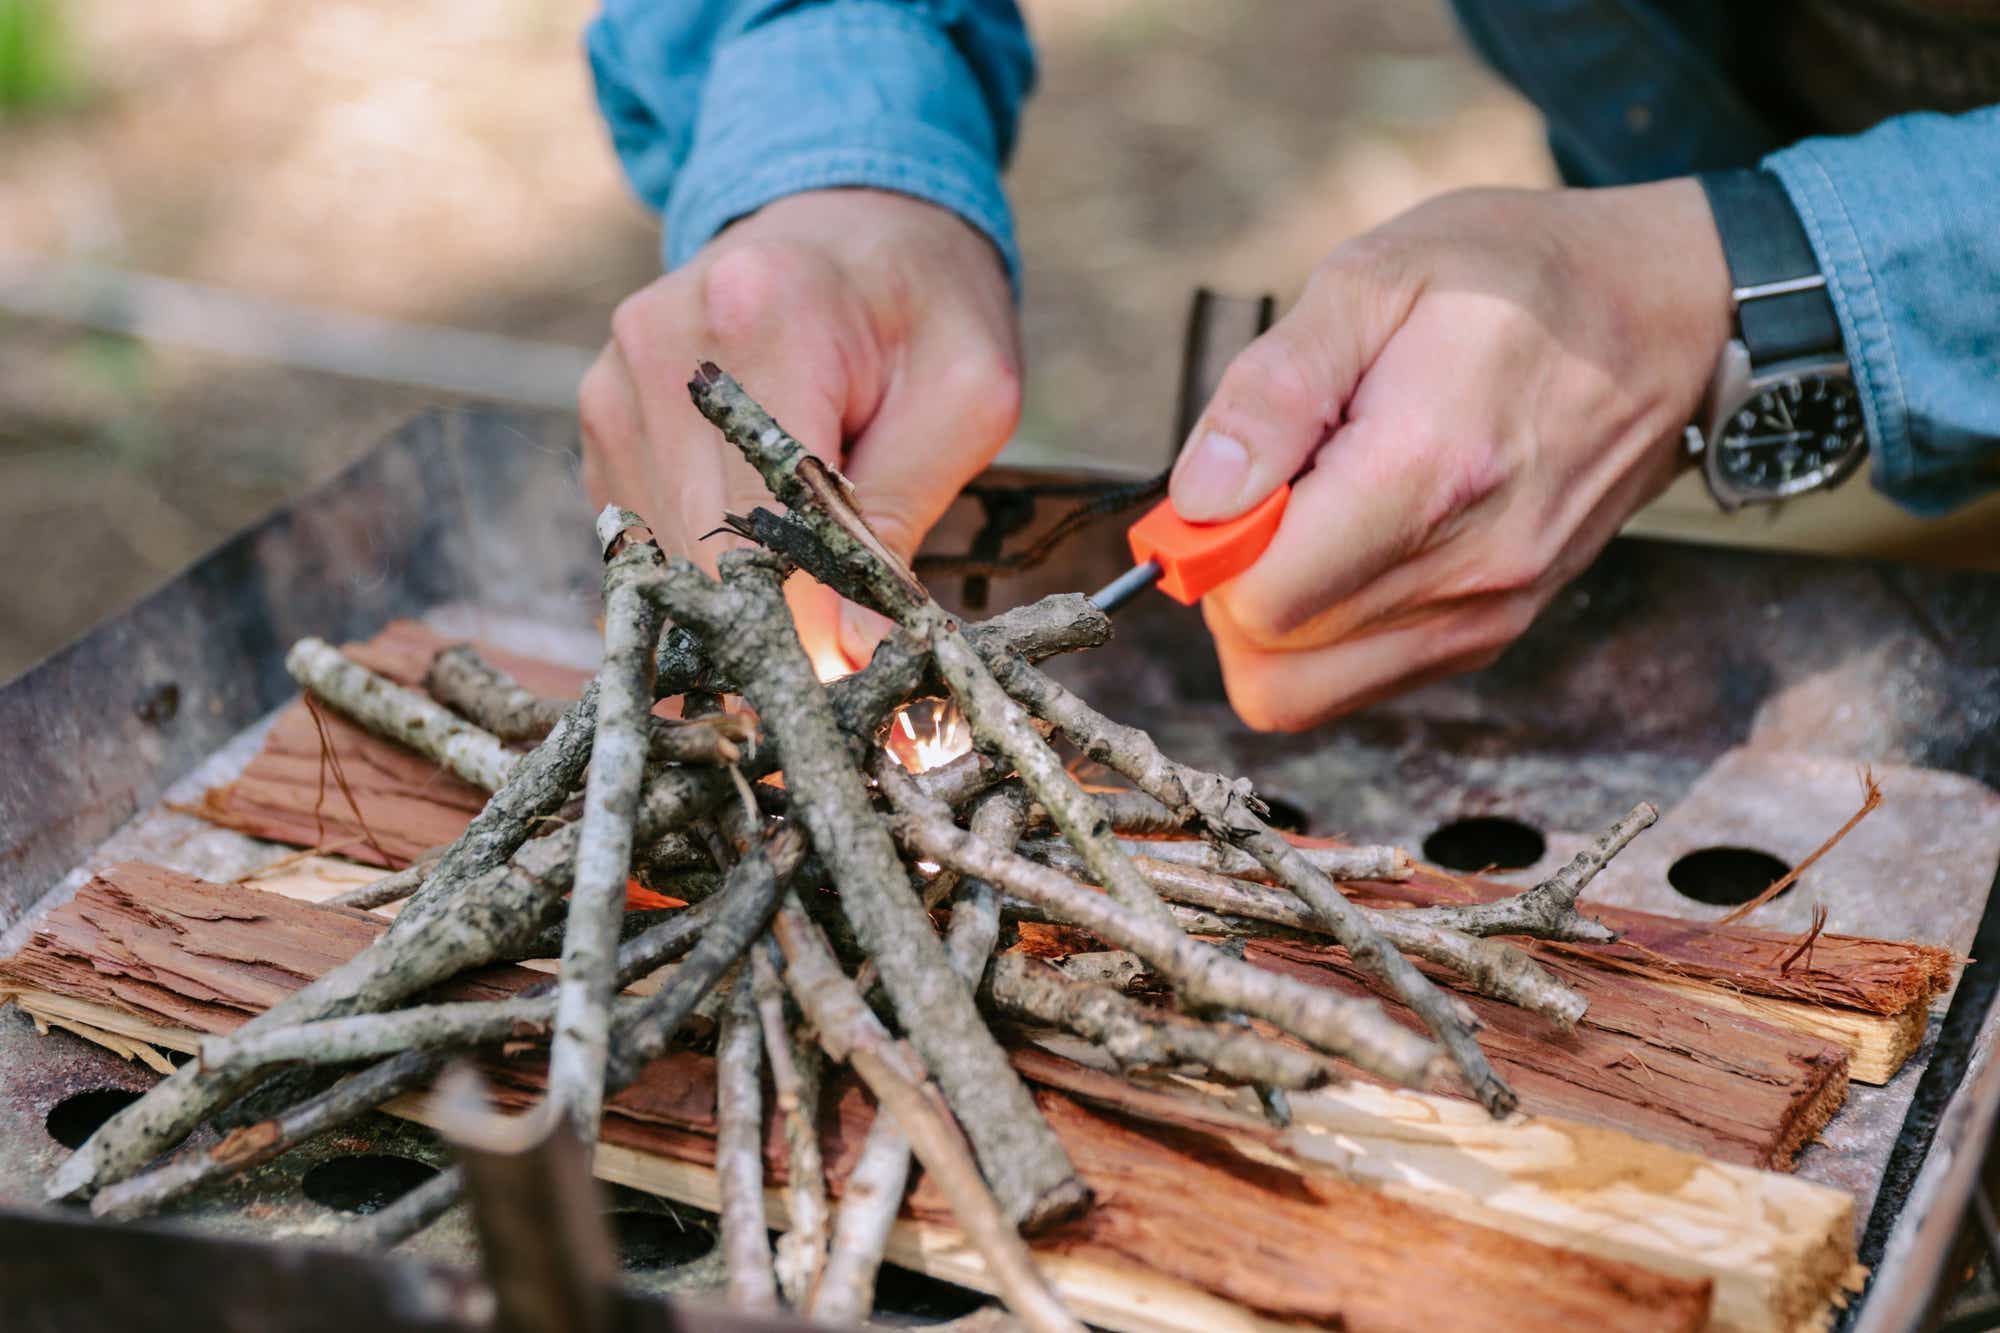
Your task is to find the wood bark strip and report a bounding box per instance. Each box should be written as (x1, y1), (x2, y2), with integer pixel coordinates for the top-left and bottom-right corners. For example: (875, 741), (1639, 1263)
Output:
(1353, 866), (1957, 1016)
(1245, 937), (1847, 1170)
(8, 865), (1883, 1333)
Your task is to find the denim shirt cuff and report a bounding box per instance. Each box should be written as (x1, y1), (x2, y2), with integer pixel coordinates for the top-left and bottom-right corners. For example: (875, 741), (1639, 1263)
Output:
(664, 3), (1021, 297)
(1762, 143), (1921, 509)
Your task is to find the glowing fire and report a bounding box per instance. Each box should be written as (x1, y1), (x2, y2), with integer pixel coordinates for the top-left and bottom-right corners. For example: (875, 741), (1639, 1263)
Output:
(889, 698), (971, 774)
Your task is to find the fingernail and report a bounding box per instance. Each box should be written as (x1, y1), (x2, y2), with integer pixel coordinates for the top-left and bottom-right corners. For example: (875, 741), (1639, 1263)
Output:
(1172, 431), (1251, 521)
(839, 603), (895, 669)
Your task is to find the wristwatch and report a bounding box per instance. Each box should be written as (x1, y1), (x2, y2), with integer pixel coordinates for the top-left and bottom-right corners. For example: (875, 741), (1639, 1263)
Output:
(1685, 169), (1867, 511)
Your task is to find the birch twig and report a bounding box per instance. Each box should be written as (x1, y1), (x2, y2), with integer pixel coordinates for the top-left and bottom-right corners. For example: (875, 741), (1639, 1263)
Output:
(1023, 841), (1585, 1027)
(286, 638), (517, 793)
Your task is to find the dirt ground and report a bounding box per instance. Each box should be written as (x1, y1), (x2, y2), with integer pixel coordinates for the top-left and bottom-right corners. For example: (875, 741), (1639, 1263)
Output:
(0, 0), (1561, 680)
(32, 0), (1996, 692)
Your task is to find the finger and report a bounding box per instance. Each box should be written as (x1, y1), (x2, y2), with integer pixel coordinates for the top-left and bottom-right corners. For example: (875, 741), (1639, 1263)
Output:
(1204, 591), (1535, 732)
(614, 248), (864, 570)
(577, 342), (650, 520)
(1208, 412), (1453, 648)
(1168, 257), (1415, 523)
(835, 320), (1023, 665)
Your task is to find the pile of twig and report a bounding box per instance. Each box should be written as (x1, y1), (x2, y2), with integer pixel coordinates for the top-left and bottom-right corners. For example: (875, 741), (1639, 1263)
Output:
(49, 364), (1656, 1330)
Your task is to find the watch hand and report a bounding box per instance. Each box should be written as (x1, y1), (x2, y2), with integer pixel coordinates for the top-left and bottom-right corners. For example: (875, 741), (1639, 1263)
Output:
(1775, 396), (1796, 432)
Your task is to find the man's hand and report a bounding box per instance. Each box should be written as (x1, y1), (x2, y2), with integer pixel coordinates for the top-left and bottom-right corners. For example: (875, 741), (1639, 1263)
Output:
(1171, 179), (1734, 730)
(581, 188), (1021, 674)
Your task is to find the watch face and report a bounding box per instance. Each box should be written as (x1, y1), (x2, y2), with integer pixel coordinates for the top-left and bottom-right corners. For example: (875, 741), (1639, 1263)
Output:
(1712, 375), (1865, 499)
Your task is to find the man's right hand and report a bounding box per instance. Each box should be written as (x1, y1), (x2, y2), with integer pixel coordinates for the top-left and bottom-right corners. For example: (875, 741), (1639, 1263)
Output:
(580, 188), (1022, 675)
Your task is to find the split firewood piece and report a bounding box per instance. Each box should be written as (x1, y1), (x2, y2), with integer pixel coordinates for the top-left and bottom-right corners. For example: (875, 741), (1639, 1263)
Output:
(650, 550), (1086, 1233)
(815, 786), (1028, 1325)
(770, 898), (1085, 1333)
(985, 953), (1333, 1090)
(986, 653), (1520, 1114)
(751, 943), (829, 1307)
(717, 967), (779, 1312)
(1022, 841), (1586, 1028)
(547, 506), (667, 1142)
(1397, 804), (1656, 944)
(878, 762), (1445, 1088)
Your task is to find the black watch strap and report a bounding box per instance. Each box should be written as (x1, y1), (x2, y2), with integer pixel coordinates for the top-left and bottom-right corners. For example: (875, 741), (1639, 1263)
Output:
(1697, 168), (1844, 365)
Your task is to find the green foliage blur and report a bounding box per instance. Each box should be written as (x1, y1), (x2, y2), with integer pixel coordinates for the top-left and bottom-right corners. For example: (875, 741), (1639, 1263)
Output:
(0, 0), (74, 113)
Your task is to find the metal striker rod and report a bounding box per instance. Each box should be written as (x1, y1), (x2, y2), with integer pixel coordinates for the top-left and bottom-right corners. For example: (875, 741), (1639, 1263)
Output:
(1089, 559), (1161, 614)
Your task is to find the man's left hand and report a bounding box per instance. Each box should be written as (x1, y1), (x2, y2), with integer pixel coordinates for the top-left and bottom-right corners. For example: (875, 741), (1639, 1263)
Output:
(1171, 179), (1734, 730)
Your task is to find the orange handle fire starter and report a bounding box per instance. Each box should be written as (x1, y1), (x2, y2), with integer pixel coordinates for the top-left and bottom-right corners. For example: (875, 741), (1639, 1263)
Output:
(1091, 483), (1292, 612)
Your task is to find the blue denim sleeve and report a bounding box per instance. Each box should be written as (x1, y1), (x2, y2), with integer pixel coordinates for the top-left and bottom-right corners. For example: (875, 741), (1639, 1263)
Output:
(586, 1), (1034, 292)
(1765, 108), (2000, 515)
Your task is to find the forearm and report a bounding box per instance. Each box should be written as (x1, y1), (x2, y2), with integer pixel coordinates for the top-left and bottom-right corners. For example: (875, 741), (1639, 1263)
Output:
(587, 0), (1035, 288)
(1764, 106), (2000, 514)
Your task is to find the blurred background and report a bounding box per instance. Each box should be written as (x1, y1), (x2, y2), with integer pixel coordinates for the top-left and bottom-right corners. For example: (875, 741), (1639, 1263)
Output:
(1, 0), (1991, 682)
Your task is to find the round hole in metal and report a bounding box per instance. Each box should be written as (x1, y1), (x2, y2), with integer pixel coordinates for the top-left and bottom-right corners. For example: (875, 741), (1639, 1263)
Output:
(300, 1153), (439, 1215)
(1256, 794), (1311, 835)
(1667, 847), (1793, 907)
(1422, 817), (1546, 873)
(608, 1210), (714, 1271)
(45, 1089), (144, 1149)
(871, 1264), (990, 1323)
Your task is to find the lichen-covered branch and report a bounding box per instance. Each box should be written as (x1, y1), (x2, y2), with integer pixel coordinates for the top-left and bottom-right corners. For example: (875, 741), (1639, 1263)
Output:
(816, 785), (1026, 1323)
(986, 653), (1515, 1115)
(425, 643), (569, 743)
(195, 995), (637, 1076)
(286, 637), (517, 793)
(650, 550), (1084, 1231)
(984, 953), (1332, 1090)
(1024, 841), (1585, 1027)
(548, 506), (666, 1140)
(751, 943), (828, 1307)
(325, 847), (443, 911)
(717, 967), (778, 1312)
(91, 1047), (448, 1221)
(879, 764), (1444, 1089)
(1056, 835), (1412, 884)
(1400, 804), (1655, 944)
(770, 899), (1084, 1333)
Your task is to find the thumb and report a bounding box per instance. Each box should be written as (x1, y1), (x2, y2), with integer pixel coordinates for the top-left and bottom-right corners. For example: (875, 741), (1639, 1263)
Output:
(1169, 263), (1403, 522)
